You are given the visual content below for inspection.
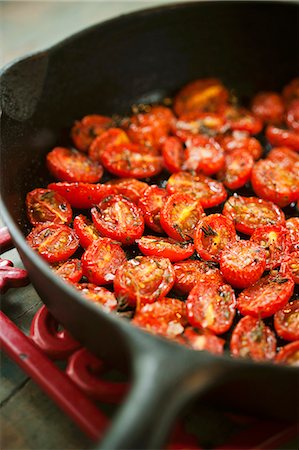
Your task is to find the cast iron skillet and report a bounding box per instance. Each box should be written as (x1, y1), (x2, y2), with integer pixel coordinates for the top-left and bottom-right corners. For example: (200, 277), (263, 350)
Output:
(1, 2), (298, 448)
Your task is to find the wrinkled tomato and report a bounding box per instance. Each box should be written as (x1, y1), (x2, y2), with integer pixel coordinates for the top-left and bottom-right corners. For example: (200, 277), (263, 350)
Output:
(48, 182), (116, 209)
(71, 114), (113, 152)
(104, 178), (148, 204)
(26, 188), (72, 226)
(89, 128), (130, 162)
(217, 150), (254, 190)
(73, 214), (102, 249)
(274, 300), (299, 341)
(137, 236), (194, 262)
(74, 283), (118, 312)
(218, 132), (263, 160)
(250, 225), (291, 270)
(138, 185), (168, 234)
(161, 136), (185, 173)
(173, 260), (223, 294)
(52, 259), (82, 283)
(183, 134), (225, 175)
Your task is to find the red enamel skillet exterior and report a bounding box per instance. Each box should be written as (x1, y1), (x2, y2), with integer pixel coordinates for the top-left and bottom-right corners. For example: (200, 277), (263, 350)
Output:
(1, 2), (298, 449)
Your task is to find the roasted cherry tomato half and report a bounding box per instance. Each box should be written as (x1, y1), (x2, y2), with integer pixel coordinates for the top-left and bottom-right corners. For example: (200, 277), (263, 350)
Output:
(222, 195), (285, 235)
(181, 328), (225, 355)
(282, 251), (299, 285)
(132, 297), (187, 339)
(138, 185), (168, 234)
(223, 106), (263, 135)
(26, 188), (72, 226)
(174, 78), (229, 116)
(183, 134), (225, 176)
(101, 143), (163, 179)
(286, 217), (299, 251)
(230, 316), (276, 361)
(286, 98), (299, 132)
(52, 259), (83, 283)
(266, 146), (299, 168)
(88, 128), (130, 162)
(251, 159), (299, 207)
(217, 150), (254, 190)
(71, 114), (113, 152)
(219, 240), (266, 289)
(104, 178), (148, 204)
(113, 256), (175, 307)
(173, 112), (225, 142)
(81, 238), (126, 285)
(173, 260), (223, 294)
(237, 271), (294, 318)
(282, 78), (299, 104)
(194, 213), (237, 262)
(48, 182), (116, 209)
(251, 91), (284, 125)
(265, 125), (299, 151)
(73, 214), (102, 249)
(186, 280), (236, 335)
(160, 193), (205, 241)
(26, 223), (79, 263)
(250, 225), (291, 270)
(74, 283), (118, 312)
(161, 136), (185, 173)
(218, 132), (263, 160)
(167, 171), (227, 209)
(46, 147), (104, 183)
(137, 236), (194, 262)
(274, 300), (299, 341)
(275, 340), (299, 366)
(91, 195), (144, 245)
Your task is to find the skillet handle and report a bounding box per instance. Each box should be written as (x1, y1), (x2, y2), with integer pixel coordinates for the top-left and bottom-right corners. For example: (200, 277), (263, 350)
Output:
(98, 338), (228, 450)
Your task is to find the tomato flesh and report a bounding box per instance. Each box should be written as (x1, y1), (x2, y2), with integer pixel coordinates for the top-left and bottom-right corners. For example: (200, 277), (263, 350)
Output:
(71, 114), (113, 152)
(73, 214), (102, 249)
(275, 341), (299, 366)
(74, 283), (118, 312)
(183, 135), (225, 175)
(48, 182), (116, 209)
(181, 328), (225, 355)
(138, 185), (168, 234)
(274, 300), (299, 341)
(137, 235), (194, 262)
(173, 260), (223, 294)
(26, 188), (72, 226)
(52, 259), (83, 283)
(250, 225), (291, 270)
(251, 91), (284, 125)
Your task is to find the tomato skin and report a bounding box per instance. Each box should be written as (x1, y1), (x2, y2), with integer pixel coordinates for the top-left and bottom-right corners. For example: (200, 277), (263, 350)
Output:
(251, 159), (299, 207)
(219, 240), (266, 289)
(81, 238), (126, 285)
(161, 136), (185, 173)
(194, 213), (237, 263)
(73, 214), (102, 249)
(217, 150), (254, 190)
(160, 193), (205, 241)
(218, 132), (263, 160)
(137, 236), (194, 262)
(286, 99), (299, 132)
(91, 195), (144, 245)
(74, 283), (118, 312)
(173, 260), (223, 294)
(48, 182), (116, 209)
(181, 328), (225, 355)
(266, 125), (299, 151)
(71, 114), (113, 152)
(88, 128), (130, 162)
(266, 146), (299, 168)
(26, 188), (72, 226)
(104, 178), (148, 204)
(173, 112), (225, 142)
(230, 316), (277, 361)
(286, 218), (299, 251)
(174, 78), (229, 116)
(251, 91), (284, 125)
(113, 256), (175, 306)
(237, 272), (294, 318)
(101, 143), (163, 179)
(250, 225), (291, 270)
(222, 195), (286, 235)
(167, 171), (227, 208)
(138, 185), (168, 234)
(183, 134), (225, 176)
(26, 223), (79, 263)
(275, 340), (299, 366)
(52, 259), (82, 283)
(274, 300), (299, 341)
(282, 251), (299, 284)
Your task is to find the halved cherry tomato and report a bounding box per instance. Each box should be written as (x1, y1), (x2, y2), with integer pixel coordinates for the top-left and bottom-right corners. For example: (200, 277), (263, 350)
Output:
(194, 214), (236, 263)
(48, 182), (116, 209)
(237, 271), (294, 318)
(286, 218), (299, 251)
(223, 106), (263, 135)
(250, 225), (291, 270)
(91, 195), (144, 245)
(251, 91), (284, 125)
(230, 316), (276, 361)
(174, 78), (229, 116)
(138, 185), (168, 234)
(183, 134), (225, 175)
(266, 146), (299, 168)
(286, 99), (299, 132)
(167, 171), (227, 208)
(186, 280), (236, 335)
(181, 327), (225, 355)
(47, 147), (103, 183)
(104, 178), (148, 204)
(222, 195), (285, 235)
(217, 150), (254, 190)
(282, 78), (299, 105)
(74, 283), (118, 312)
(26, 188), (72, 226)
(52, 259), (82, 283)
(101, 143), (163, 179)
(73, 214), (102, 249)
(219, 240), (266, 289)
(274, 300), (299, 341)
(81, 238), (126, 285)
(251, 159), (299, 207)
(265, 125), (299, 151)
(71, 114), (113, 152)
(137, 236), (194, 262)
(282, 251), (299, 284)
(218, 132), (263, 160)
(173, 260), (223, 294)
(161, 136), (185, 173)
(160, 193), (205, 241)
(26, 223), (79, 263)
(275, 340), (299, 366)
(173, 112), (225, 142)
(113, 256), (175, 306)
(88, 128), (130, 162)
(132, 297), (187, 339)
